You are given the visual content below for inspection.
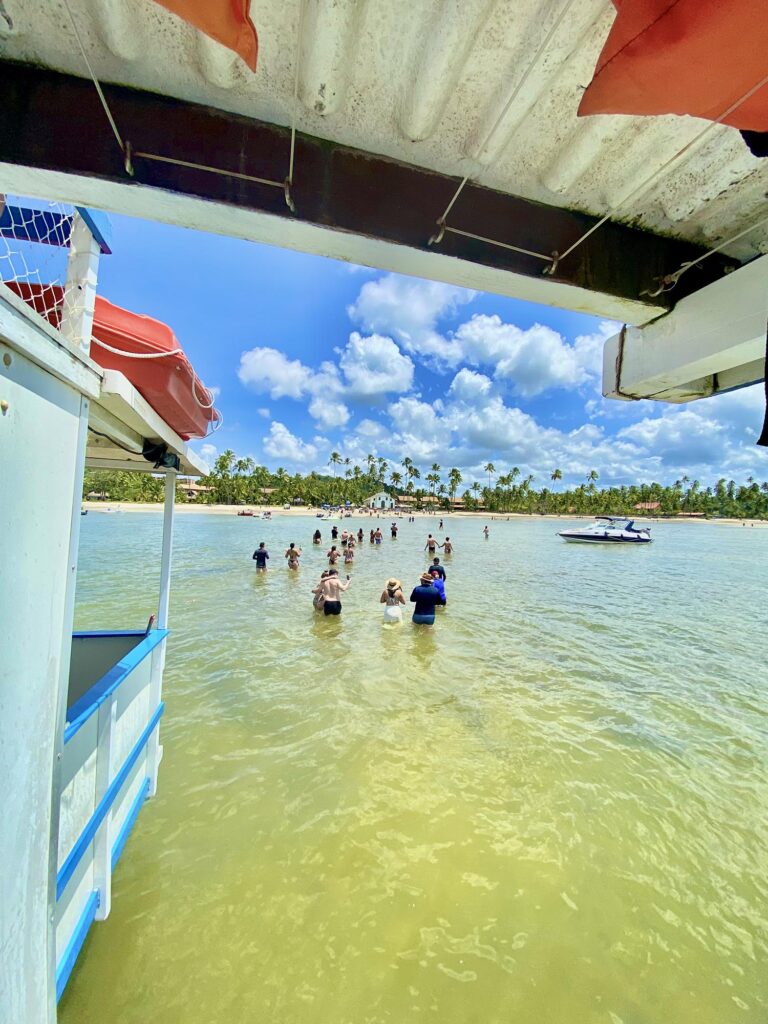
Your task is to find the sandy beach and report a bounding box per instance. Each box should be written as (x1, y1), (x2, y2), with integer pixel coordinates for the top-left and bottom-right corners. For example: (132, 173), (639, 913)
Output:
(80, 501), (768, 527)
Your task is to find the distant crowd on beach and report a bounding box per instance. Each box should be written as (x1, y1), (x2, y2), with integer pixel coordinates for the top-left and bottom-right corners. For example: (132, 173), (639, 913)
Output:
(250, 518), (488, 627)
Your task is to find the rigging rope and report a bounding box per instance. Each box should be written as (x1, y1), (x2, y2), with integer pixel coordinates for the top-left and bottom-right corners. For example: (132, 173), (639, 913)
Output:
(431, 0), (579, 239)
(62, 0), (126, 157)
(643, 211), (768, 297)
(552, 72), (768, 271)
(286, 0), (306, 212)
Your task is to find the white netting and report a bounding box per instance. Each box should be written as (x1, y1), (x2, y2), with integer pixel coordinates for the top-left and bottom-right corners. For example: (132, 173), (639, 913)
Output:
(0, 194), (85, 334)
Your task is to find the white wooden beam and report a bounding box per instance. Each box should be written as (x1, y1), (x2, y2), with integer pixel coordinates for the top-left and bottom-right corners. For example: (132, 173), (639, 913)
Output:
(603, 255), (768, 403)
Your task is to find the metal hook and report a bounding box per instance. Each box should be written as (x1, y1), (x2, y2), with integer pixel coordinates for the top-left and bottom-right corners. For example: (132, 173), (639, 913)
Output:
(284, 179), (296, 213)
(123, 140), (134, 177)
(542, 251), (559, 277)
(428, 219), (446, 247)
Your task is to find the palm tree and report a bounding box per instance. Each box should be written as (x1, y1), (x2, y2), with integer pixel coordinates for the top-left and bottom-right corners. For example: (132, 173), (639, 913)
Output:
(329, 451), (342, 477)
(448, 468), (462, 504)
(390, 470), (402, 493)
(550, 468), (562, 485)
(484, 462), (495, 491)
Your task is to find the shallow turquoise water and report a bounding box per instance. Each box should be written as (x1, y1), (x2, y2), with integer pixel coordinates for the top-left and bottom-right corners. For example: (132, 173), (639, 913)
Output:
(62, 512), (768, 1023)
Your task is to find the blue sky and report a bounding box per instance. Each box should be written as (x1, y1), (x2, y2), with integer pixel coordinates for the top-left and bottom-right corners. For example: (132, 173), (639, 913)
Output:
(96, 213), (766, 488)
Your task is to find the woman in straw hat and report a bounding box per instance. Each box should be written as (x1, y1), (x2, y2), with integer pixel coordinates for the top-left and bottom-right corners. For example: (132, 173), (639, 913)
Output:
(380, 577), (405, 623)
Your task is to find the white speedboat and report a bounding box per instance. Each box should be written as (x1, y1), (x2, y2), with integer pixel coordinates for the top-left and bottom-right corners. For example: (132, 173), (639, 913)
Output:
(558, 517), (652, 544)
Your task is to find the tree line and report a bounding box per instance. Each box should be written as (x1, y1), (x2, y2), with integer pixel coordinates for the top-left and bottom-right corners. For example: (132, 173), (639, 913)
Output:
(82, 450), (768, 519)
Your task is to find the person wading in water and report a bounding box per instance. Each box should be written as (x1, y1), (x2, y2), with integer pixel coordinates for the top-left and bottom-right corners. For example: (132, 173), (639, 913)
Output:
(318, 568), (351, 616)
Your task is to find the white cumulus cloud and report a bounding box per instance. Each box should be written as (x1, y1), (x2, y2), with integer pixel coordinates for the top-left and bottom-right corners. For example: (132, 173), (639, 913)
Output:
(339, 332), (415, 396)
(263, 421), (319, 464)
(348, 273), (475, 367)
(308, 395), (351, 430)
(448, 368), (493, 403)
(238, 347), (313, 400)
(454, 315), (590, 396)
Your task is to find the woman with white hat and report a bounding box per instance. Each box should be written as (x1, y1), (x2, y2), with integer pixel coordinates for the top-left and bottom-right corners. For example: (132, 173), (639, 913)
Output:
(380, 577), (405, 623)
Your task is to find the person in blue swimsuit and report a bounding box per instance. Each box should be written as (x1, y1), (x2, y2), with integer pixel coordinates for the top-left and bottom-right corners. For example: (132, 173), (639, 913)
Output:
(252, 542), (269, 572)
(410, 572), (440, 625)
(429, 568), (446, 606)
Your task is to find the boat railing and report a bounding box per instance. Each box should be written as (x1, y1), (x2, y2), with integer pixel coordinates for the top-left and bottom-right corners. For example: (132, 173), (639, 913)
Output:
(55, 627), (168, 1000)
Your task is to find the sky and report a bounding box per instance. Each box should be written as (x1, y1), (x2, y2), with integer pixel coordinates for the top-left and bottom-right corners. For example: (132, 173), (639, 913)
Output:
(94, 212), (767, 489)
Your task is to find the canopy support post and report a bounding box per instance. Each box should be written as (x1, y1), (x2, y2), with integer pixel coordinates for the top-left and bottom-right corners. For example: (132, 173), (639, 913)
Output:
(146, 470), (176, 797)
(59, 211), (100, 355)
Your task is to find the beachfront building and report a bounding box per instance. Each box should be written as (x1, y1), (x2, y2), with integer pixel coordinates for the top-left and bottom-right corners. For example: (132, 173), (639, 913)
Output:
(366, 491), (395, 510)
(179, 480), (212, 501)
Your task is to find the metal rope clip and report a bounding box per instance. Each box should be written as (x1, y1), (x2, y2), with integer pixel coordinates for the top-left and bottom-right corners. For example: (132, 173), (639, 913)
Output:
(284, 179), (296, 213)
(542, 251), (559, 276)
(428, 219), (446, 247)
(123, 140), (134, 177)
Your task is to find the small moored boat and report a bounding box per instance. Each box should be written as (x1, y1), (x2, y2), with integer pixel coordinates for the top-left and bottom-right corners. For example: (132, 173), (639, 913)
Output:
(558, 517), (652, 544)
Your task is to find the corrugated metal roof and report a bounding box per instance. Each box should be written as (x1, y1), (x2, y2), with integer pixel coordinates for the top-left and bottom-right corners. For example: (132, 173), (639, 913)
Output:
(2, 0), (766, 261)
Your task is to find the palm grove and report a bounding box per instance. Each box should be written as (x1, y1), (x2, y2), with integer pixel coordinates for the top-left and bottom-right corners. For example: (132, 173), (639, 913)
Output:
(83, 450), (768, 519)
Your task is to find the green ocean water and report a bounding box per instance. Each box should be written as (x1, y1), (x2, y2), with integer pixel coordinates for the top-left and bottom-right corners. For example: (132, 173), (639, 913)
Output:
(61, 512), (768, 1024)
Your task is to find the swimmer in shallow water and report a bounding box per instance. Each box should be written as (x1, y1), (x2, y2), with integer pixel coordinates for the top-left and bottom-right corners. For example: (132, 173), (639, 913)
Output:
(483, 526), (490, 539)
(284, 542), (302, 569)
(440, 537), (453, 555)
(429, 568), (446, 606)
(313, 529), (322, 544)
(410, 571), (440, 626)
(312, 570), (331, 611)
(252, 542), (269, 572)
(430, 557), (446, 580)
(327, 545), (340, 566)
(380, 577), (405, 623)
(318, 568), (351, 616)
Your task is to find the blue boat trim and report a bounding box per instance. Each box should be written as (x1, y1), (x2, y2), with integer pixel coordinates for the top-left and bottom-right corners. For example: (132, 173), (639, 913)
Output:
(111, 777), (151, 872)
(74, 207), (113, 254)
(65, 629), (168, 743)
(56, 889), (100, 1001)
(0, 203), (111, 254)
(72, 629), (150, 639)
(57, 703), (165, 900)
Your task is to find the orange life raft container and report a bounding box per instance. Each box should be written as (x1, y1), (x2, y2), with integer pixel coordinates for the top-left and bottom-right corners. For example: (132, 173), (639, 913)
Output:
(7, 283), (219, 440)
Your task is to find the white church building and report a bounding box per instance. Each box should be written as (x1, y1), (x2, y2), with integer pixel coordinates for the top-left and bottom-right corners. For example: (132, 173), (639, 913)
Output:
(365, 491), (396, 510)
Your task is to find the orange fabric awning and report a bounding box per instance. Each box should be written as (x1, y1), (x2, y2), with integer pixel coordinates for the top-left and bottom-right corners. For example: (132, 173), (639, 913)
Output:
(152, 0), (258, 71)
(578, 0), (768, 131)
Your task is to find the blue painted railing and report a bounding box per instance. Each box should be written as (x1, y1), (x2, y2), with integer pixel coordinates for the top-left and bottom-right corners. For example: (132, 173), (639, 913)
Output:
(65, 629), (168, 742)
(57, 702), (164, 900)
(56, 626), (169, 999)
(56, 891), (100, 1001)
